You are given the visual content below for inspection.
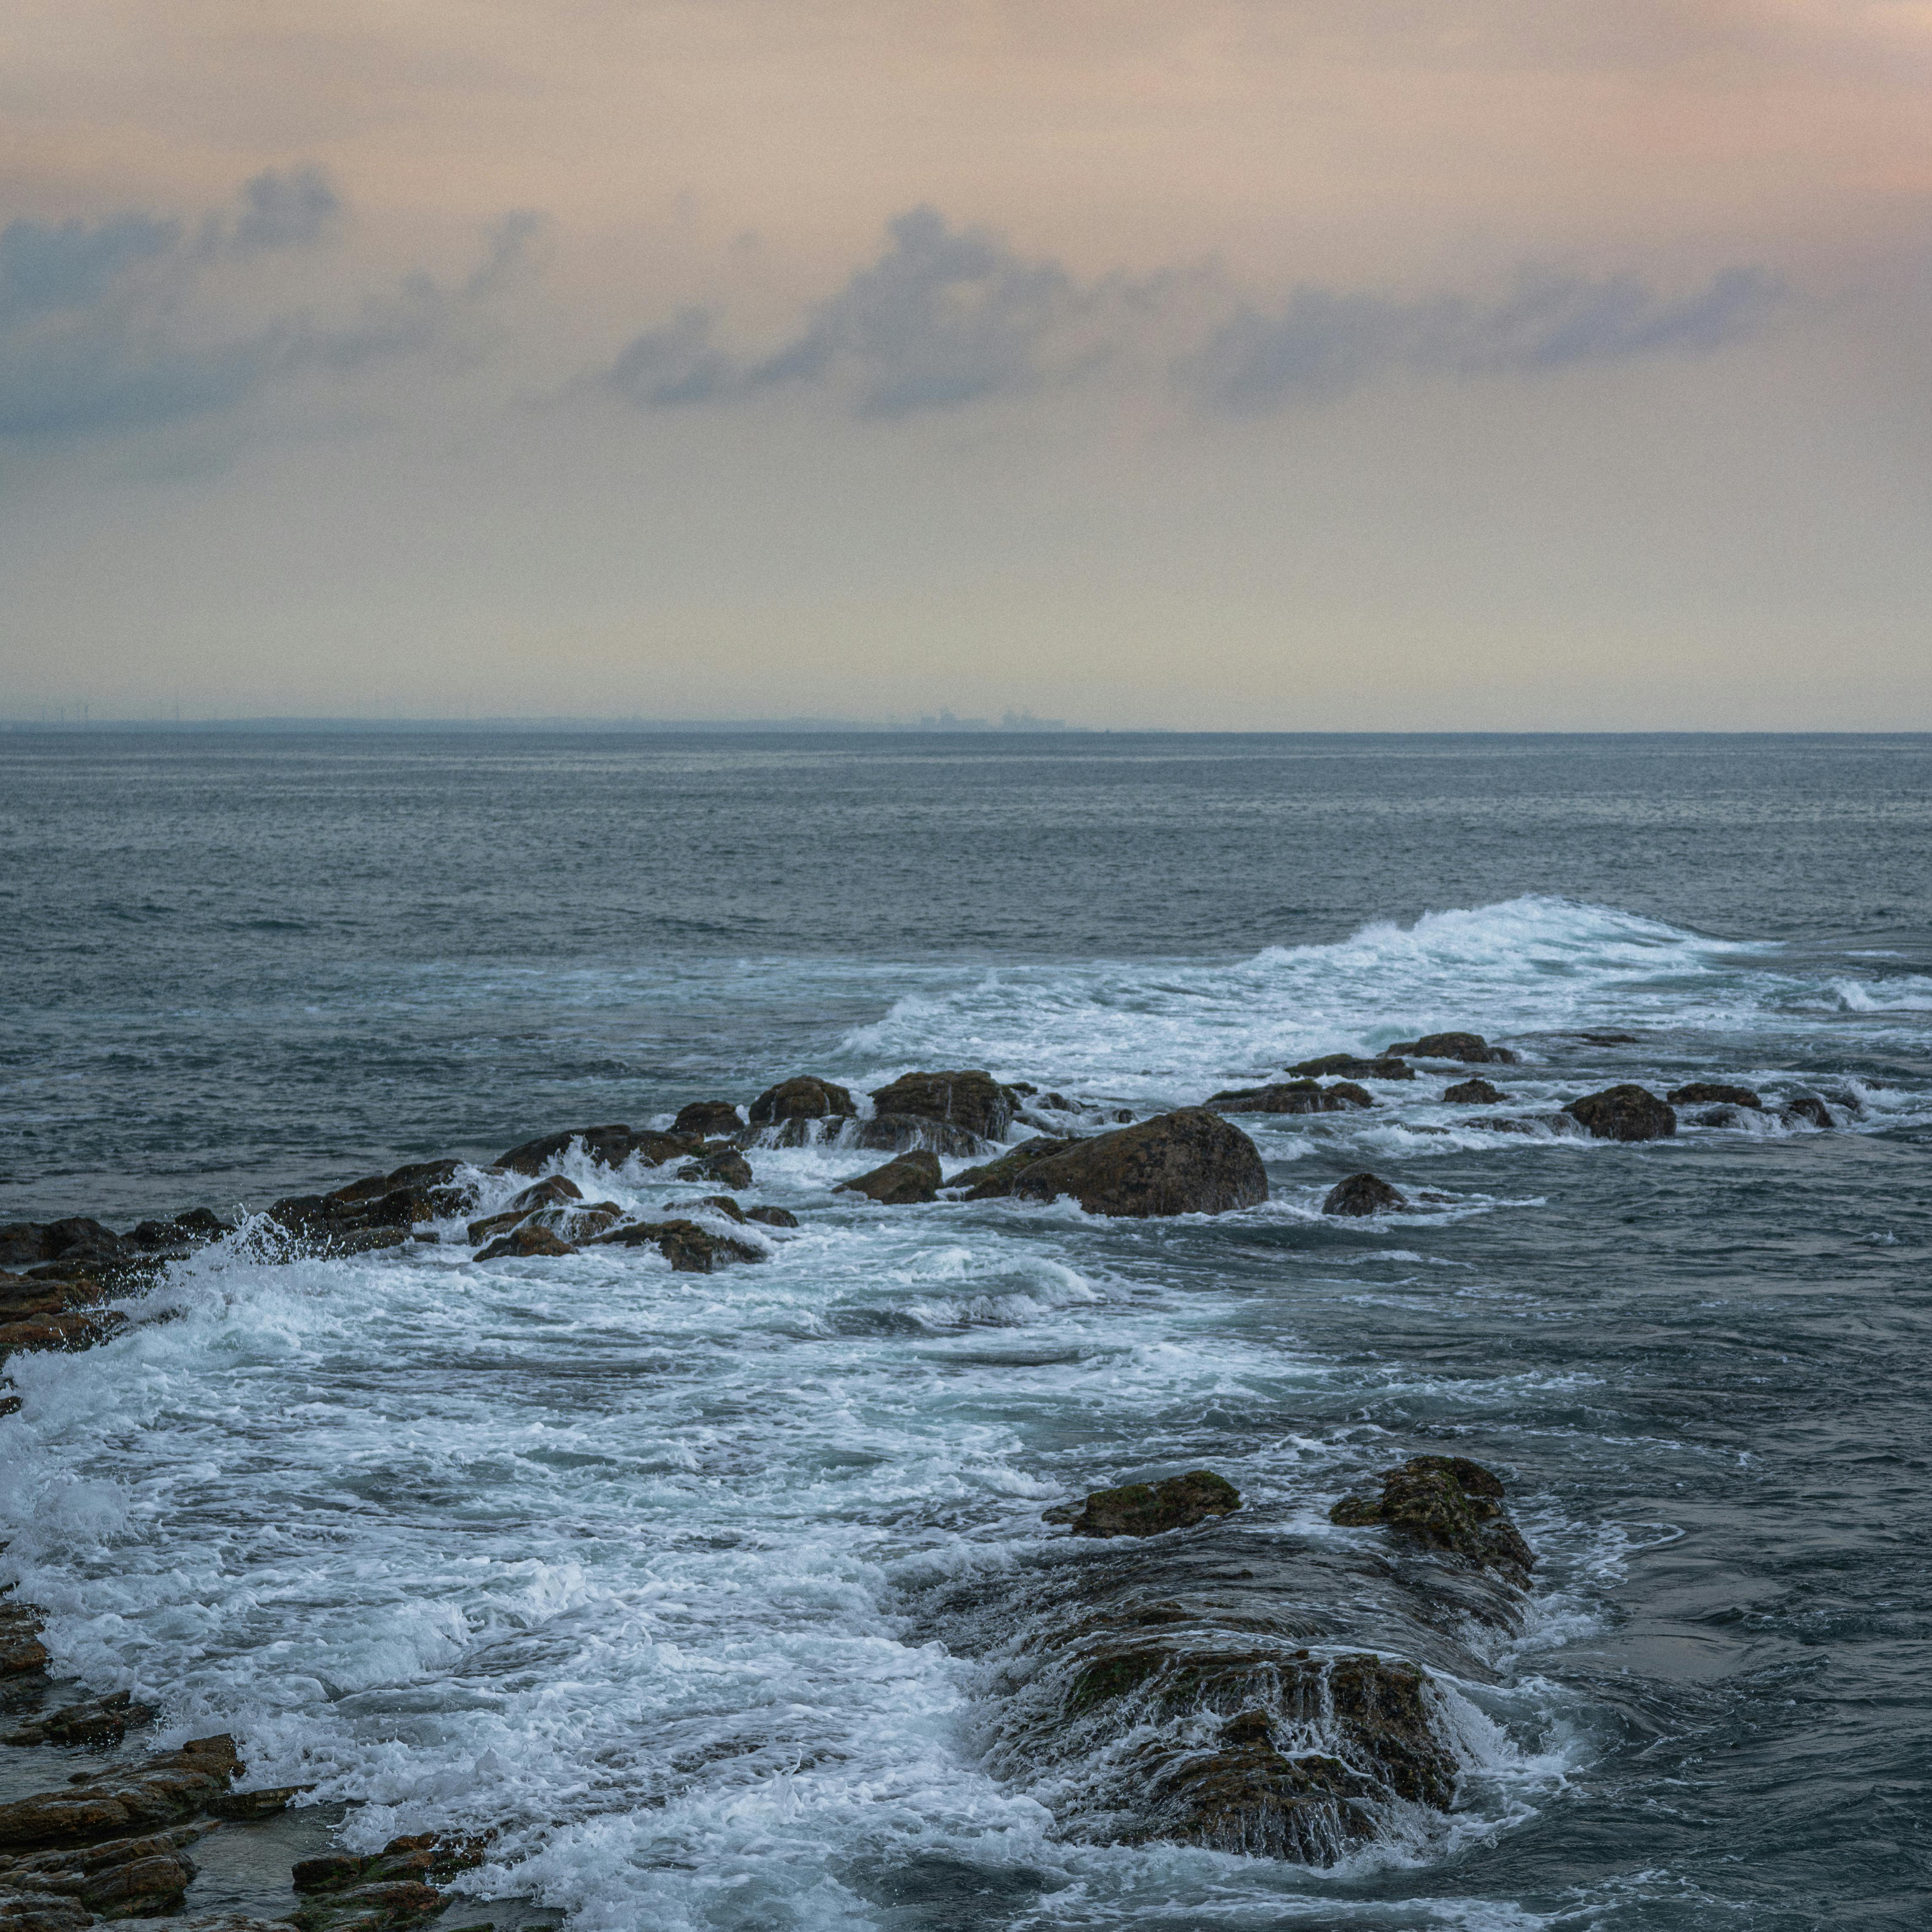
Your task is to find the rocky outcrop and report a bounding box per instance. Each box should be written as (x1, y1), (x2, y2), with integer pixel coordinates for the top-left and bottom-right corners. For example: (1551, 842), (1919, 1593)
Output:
(1320, 1173), (1405, 1217)
(290, 1833), (481, 1932)
(0, 1598), (48, 1676)
(833, 1152), (942, 1205)
(591, 1219), (762, 1271)
(1564, 1085), (1676, 1141)
(747, 1078), (856, 1129)
(268, 1161), (476, 1256)
(1666, 1082), (1762, 1109)
(1329, 1456), (1534, 1582)
(866, 1071), (1017, 1144)
(988, 1111), (1265, 1218)
(493, 1126), (694, 1177)
(0, 1221), (131, 1279)
(0, 1736), (241, 1851)
(0, 1826), (205, 1920)
(474, 1225), (575, 1262)
(1, 1277), (126, 1372)
(1781, 1095), (1833, 1129)
(1441, 1078), (1507, 1105)
(3, 1694), (154, 1749)
(1047, 1472), (1241, 1538)
(677, 1147), (753, 1190)
(850, 1115), (984, 1157)
(672, 1100), (744, 1138)
(1206, 1081), (1373, 1115)
(745, 1205), (799, 1229)
(1286, 1054), (1413, 1081)
(1386, 1032), (1517, 1064)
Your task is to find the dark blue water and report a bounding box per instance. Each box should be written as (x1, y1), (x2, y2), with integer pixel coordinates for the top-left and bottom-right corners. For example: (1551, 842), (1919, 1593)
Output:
(1, 730), (1928, 1931)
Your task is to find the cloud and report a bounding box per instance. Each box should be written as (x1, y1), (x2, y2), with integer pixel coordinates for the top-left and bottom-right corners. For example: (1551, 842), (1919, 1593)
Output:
(606, 208), (1784, 421)
(0, 170), (544, 442)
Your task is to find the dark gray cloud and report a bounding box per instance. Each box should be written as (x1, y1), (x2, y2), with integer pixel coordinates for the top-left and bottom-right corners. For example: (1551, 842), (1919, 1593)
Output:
(0, 171), (542, 442)
(607, 208), (1783, 421)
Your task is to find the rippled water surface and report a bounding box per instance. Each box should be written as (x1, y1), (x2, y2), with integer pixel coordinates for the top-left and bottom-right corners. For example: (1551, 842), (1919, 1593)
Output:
(1, 730), (1928, 1931)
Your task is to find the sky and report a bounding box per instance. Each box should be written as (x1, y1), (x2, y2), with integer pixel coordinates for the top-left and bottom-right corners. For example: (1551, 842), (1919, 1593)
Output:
(3, 0), (1930, 729)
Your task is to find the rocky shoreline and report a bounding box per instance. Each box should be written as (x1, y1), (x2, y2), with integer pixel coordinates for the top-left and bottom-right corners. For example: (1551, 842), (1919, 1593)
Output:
(0, 1025), (1880, 1917)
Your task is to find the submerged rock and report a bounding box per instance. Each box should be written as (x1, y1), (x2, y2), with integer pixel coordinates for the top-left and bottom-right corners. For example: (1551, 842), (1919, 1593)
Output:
(867, 1070), (1018, 1144)
(1666, 1082), (1762, 1109)
(493, 1125), (695, 1176)
(677, 1147), (754, 1190)
(834, 1151), (943, 1205)
(1385, 1032), (1517, 1064)
(3, 1693), (155, 1750)
(1779, 1094), (1832, 1129)
(474, 1224), (575, 1262)
(1320, 1173), (1405, 1217)
(851, 1114), (986, 1157)
(1286, 1054), (1413, 1081)
(592, 1218), (762, 1272)
(673, 1100), (744, 1138)
(745, 1205), (800, 1229)
(1206, 1081), (1373, 1115)
(1004, 1111), (1267, 1218)
(1050, 1472), (1241, 1538)
(1441, 1077), (1508, 1105)
(1329, 1455), (1534, 1582)
(1565, 1084), (1676, 1141)
(290, 1832), (482, 1932)
(747, 1078), (856, 1129)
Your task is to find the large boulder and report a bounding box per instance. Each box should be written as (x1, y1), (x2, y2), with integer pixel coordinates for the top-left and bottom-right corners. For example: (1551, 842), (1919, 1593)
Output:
(1329, 1455), (1534, 1583)
(678, 1147), (754, 1190)
(1286, 1054), (1414, 1081)
(1565, 1085), (1676, 1141)
(1385, 1032), (1517, 1064)
(851, 1114), (984, 1157)
(947, 1137), (1080, 1200)
(1442, 1077), (1507, 1105)
(1321, 1172), (1405, 1217)
(673, 1100), (744, 1137)
(1666, 1082), (1761, 1109)
(747, 1077), (856, 1129)
(474, 1225), (575, 1263)
(867, 1070), (1018, 1143)
(1049, 1471), (1241, 1538)
(1005, 1110), (1266, 1218)
(834, 1151), (942, 1205)
(1206, 1080), (1372, 1115)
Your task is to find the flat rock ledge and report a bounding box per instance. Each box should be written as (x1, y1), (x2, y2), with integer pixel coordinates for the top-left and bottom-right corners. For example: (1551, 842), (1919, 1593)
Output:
(954, 1109), (1267, 1218)
(1046, 1471), (1241, 1538)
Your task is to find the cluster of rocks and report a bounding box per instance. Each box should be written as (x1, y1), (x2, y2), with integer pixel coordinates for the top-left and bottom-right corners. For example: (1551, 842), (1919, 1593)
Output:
(944, 1453), (1538, 1863)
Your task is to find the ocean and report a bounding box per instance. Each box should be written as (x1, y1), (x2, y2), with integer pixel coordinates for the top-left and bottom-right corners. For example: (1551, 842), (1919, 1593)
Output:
(2, 729), (1928, 1930)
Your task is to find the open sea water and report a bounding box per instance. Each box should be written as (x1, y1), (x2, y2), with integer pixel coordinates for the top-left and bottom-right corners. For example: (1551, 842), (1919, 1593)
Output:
(0, 729), (1928, 1931)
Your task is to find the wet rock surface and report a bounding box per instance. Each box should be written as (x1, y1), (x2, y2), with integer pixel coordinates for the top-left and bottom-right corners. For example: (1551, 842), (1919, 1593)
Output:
(746, 1078), (856, 1129)
(1329, 1456), (1535, 1582)
(0, 1602), (47, 1678)
(289, 1832), (482, 1932)
(834, 1152), (943, 1206)
(849, 1115), (984, 1158)
(474, 1225), (575, 1263)
(492, 1127), (693, 1179)
(590, 1219), (762, 1271)
(1005, 1110), (1267, 1218)
(671, 1100), (743, 1138)
(0, 1736), (241, 1851)
(945, 1138), (1079, 1201)
(1386, 1032), (1518, 1063)
(1321, 1172), (1406, 1217)
(1205, 1081), (1372, 1115)
(1565, 1084), (1677, 1141)
(1666, 1082), (1762, 1109)
(866, 1071), (1018, 1145)
(2, 1697), (154, 1751)
(1048, 1472), (1241, 1538)
(1285, 1054), (1414, 1081)
(1781, 1095), (1833, 1129)
(1442, 1077), (1508, 1105)
(675, 1148), (753, 1190)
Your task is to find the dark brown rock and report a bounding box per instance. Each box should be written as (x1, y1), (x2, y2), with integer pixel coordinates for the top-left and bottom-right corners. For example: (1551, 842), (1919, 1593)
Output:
(946, 1137), (1080, 1200)
(288, 1834), (472, 1932)
(474, 1225), (575, 1262)
(1053, 1471), (1241, 1538)
(1320, 1172), (1405, 1217)
(1329, 1455), (1533, 1581)
(1206, 1081), (1372, 1115)
(834, 1152), (943, 1206)
(1780, 1094), (1833, 1128)
(1666, 1082), (1762, 1109)
(591, 1219), (762, 1271)
(745, 1205), (799, 1229)
(1442, 1077), (1507, 1105)
(1285, 1054), (1414, 1081)
(0, 1306), (129, 1371)
(672, 1195), (748, 1224)
(865, 1070), (1017, 1143)
(1385, 1032), (1517, 1064)
(673, 1100), (744, 1137)
(3, 1693), (154, 1749)
(677, 1148), (754, 1190)
(0, 1600), (48, 1677)
(747, 1078), (856, 1129)
(0, 1828), (203, 1918)
(850, 1114), (984, 1157)
(1008, 1110), (1266, 1218)
(1565, 1084), (1676, 1141)
(0, 1737), (239, 1852)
